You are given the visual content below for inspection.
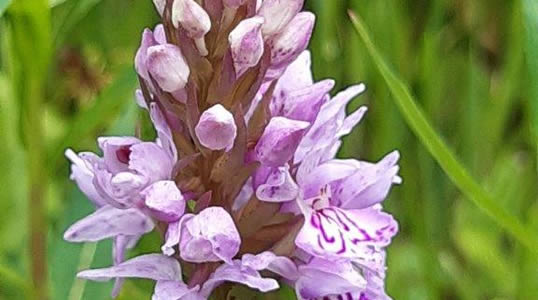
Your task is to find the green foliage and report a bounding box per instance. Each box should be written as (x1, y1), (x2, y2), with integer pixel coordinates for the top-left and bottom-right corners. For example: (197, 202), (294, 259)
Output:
(0, 0), (537, 299)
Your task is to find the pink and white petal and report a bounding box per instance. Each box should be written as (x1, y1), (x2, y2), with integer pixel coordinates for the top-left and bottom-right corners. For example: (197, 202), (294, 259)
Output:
(180, 207), (241, 264)
(295, 84), (366, 163)
(295, 206), (397, 261)
(98, 136), (141, 173)
(129, 142), (174, 182)
(232, 177), (254, 211)
(199, 262), (280, 297)
(111, 235), (142, 298)
(162, 216), (192, 256)
(64, 205), (154, 242)
(143, 180), (185, 222)
(256, 165), (299, 202)
(77, 254), (181, 282)
(300, 159), (359, 199)
(65, 149), (108, 207)
(335, 151), (400, 209)
(241, 251), (299, 280)
(295, 258), (366, 299)
(149, 103), (177, 162)
(258, 0), (303, 36)
(275, 50), (313, 93)
(152, 280), (200, 300)
(195, 104), (237, 151)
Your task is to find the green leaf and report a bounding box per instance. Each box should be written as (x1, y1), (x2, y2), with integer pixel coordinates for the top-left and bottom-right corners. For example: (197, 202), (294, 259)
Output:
(348, 11), (538, 255)
(51, 0), (105, 48)
(0, 0), (12, 16)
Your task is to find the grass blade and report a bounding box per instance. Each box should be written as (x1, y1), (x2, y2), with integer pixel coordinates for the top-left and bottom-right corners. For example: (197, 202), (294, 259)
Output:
(348, 11), (538, 254)
(522, 0), (538, 158)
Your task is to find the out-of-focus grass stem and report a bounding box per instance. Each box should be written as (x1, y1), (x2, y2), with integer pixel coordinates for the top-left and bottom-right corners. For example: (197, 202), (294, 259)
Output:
(7, 0), (52, 298)
(349, 10), (538, 255)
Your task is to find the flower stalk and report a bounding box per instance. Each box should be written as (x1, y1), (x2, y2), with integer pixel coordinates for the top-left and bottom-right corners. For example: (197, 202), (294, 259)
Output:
(63, 1), (401, 299)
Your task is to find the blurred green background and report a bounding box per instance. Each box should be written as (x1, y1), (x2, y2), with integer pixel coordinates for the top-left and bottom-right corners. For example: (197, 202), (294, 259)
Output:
(0, 0), (537, 299)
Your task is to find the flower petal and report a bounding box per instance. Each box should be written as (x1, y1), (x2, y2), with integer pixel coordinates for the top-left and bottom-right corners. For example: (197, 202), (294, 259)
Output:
(152, 280), (200, 300)
(143, 181), (185, 222)
(161, 219), (185, 256)
(269, 12), (315, 69)
(180, 207), (241, 264)
(128, 142), (173, 182)
(111, 235), (142, 297)
(97, 136), (141, 174)
(295, 205), (397, 261)
(241, 251), (299, 280)
(147, 44), (190, 93)
(135, 29), (157, 81)
(229, 16), (265, 77)
(65, 149), (107, 207)
(295, 84), (366, 163)
(172, 0), (211, 38)
(195, 104), (237, 151)
(295, 258), (367, 299)
(256, 165), (299, 202)
(258, 0), (303, 36)
(255, 116), (310, 167)
(77, 254), (181, 282)
(333, 151), (400, 209)
(64, 205), (154, 242)
(150, 103), (178, 162)
(200, 261), (280, 297)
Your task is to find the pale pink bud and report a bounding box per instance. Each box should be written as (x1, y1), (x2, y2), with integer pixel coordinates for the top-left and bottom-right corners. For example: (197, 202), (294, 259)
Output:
(229, 16), (265, 77)
(270, 12), (315, 68)
(172, 0), (211, 38)
(195, 104), (237, 151)
(146, 44), (190, 93)
(258, 0), (304, 36)
(152, 0), (165, 16)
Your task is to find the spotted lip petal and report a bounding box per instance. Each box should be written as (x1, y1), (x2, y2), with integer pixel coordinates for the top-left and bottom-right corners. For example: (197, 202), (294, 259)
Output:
(295, 203), (398, 261)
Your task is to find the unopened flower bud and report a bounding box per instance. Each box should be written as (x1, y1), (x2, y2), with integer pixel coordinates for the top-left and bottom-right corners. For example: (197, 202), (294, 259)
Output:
(229, 16), (265, 77)
(270, 12), (314, 68)
(152, 0), (165, 16)
(255, 117), (310, 167)
(195, 104), (237, 151)
(146, 44), (190, 93)
(258, 0), (304, 36)
(135, 29), (157, 81)
(172, 0), (211, 55)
